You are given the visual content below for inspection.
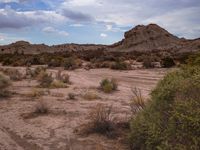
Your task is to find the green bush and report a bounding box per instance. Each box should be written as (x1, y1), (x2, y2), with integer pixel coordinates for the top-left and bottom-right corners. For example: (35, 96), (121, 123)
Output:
(186, 52), (200, 66)
(100, 78), (118, 93)
(129, 66), (200, 149)
(161, 56), (175, 68)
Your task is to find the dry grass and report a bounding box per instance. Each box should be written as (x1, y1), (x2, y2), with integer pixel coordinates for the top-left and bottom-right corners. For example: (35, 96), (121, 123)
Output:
(50, 80), (68, 88)
(83, 91), (100, 100)
(27, 88), (48, 98)
(82, 104), (115, 135)
(130, 87), (146, 114)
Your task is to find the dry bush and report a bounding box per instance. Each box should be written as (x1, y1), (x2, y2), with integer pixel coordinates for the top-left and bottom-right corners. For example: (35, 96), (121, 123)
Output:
(100, 78), (118, 93)
(83, 91), (100, 100)
(50, 80), (68, 88)
(130, 88), (146, 114)
(37, 71), (53, 88)
(83, 104), (115, 135)
(34, 100), (49, 114)
(2, 68), (24, 81)
(0, 73), (11, 98)
(27, 88), (47, 98)
(68, 93), (76, 100)
(111, 61), (130, 70)
(55, 70), (70, 84)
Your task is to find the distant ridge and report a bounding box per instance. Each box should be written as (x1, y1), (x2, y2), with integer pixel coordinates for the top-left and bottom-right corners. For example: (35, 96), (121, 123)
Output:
(0, 24), (200, 54)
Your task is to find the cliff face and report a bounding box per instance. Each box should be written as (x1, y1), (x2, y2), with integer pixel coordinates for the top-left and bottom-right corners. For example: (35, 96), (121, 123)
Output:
(0, 24), (200, 54)
(109, 24), (200, 53)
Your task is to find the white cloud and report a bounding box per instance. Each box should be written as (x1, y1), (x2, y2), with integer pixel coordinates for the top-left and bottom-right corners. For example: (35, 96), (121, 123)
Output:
(42, 26), (69, 37)
(70, 23), (84, 27)
(144, 7), (200, 39)
(0, 7), (66, 29)
(0, 0), (18, 3)
(100, 33), (107, 38)
(0, 34), (5, 41)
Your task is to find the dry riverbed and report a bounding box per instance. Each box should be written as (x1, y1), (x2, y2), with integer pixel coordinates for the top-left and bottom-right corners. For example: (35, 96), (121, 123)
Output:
(0, 67), (169, 150)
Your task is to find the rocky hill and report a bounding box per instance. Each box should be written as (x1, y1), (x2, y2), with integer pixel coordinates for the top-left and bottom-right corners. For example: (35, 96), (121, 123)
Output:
(109, 24), (200, 53)
(0, 24), (200, 54)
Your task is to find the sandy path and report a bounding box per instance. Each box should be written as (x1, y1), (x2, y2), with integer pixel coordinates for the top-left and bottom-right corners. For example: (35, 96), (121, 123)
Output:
(0, 67), (169, 150)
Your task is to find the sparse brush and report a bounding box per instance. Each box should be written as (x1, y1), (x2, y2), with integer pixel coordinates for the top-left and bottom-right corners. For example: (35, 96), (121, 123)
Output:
(130, 87), (146, 114)
(100, 78), (118, 93)
(83, 104), (115, 135)
(34, 100), (49, 114)
(27, 88), (47, 98)
(2, 68), (24, 81)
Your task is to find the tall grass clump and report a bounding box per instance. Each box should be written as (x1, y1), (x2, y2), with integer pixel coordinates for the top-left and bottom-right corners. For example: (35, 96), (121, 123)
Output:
(129, 66), (200, 149)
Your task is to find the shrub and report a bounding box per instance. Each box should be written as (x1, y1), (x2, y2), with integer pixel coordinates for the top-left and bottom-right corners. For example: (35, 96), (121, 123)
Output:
(34, 100), (49, 114)
(186, 52), (200, 66)
(161, 56), (175, 68)
(55, 70), (70, 84)
(64, 57), (77, 70)
(37, 71), (53, 88)
(100, 78), (118, 93)
(68, 93), (76, 100)
(143, 58), (154, 68)
(84, 104), (114, 135)
(0, 73), (11, 98)
(129, 66), (200, 149)
(111, 61), (130, 70)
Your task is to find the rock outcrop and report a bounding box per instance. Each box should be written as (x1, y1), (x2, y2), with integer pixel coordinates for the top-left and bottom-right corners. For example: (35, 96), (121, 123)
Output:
(109, 24), (200, 53)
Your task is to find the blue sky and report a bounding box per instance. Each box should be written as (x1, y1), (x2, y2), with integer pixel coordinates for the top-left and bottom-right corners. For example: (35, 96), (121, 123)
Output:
(0, 0), (200, 45)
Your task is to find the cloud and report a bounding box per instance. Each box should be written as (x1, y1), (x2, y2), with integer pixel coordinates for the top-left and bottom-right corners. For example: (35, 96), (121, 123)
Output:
(0, 34), (5, 41)
(0, 0), (18, 3)
(70, 23), (84, 27)
(0, 7), (66, 29)
(144, 6), (200, 39)
(100, 33), (107, 38)
(62, 8), (94, 22)
(42, 26), (69, 37)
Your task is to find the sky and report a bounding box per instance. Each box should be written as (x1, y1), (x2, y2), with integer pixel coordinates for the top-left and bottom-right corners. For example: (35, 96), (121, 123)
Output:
(0, 0), (200, 45)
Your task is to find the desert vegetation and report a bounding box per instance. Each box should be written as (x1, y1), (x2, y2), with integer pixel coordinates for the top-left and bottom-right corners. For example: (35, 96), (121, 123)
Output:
(100, 78), (118, 93)
(129, 66), (200, 149)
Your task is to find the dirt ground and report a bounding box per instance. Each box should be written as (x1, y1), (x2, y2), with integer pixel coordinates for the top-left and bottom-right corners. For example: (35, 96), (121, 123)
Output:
(0, 67), (169, 150)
